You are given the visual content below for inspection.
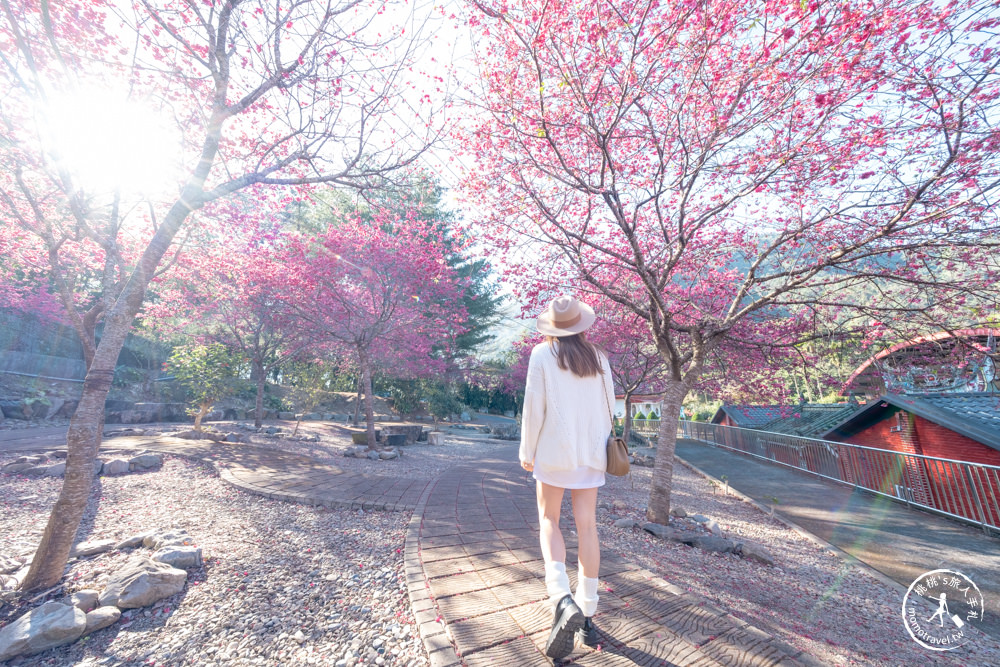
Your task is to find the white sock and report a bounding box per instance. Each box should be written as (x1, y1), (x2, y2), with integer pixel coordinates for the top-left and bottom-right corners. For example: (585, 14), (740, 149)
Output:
(574, 575), (600, 617)
(544, 561), (572, 607)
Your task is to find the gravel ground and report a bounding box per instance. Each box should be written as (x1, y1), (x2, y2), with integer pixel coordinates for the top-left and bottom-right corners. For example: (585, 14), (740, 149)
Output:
(0, 451), (426, 667)
(5, 423), (999, 666)
(594, 461), (1000, 666)
(0, 419), (71, 432)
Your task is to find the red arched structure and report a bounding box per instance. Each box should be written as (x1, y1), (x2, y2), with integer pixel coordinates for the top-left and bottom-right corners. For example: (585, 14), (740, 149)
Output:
(843, 328), (999, 397)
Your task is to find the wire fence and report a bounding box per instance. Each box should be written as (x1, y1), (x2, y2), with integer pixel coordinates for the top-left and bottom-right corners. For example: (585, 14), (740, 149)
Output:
(678, 419), (1000, 536)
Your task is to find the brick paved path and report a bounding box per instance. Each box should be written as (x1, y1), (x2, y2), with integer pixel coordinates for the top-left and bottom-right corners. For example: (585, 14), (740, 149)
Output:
(404, 449), (818, 666)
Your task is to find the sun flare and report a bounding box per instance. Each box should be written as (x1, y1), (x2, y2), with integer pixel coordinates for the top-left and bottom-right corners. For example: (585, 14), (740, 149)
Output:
(38, 87), (181, 196)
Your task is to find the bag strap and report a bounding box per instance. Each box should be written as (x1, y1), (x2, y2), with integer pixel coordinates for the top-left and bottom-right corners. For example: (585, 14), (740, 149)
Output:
(599, 359), (614, 429)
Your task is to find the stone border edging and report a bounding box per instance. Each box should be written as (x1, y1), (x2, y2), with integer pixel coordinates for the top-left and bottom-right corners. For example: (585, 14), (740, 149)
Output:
(100, 438), (430, 514)
(403, 474), (463, 667)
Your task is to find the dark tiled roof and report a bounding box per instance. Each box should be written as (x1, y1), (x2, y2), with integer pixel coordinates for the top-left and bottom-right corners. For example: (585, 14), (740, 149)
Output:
(713, 403), (862, 437)
(713, 405), (788, 429)
(822, 393), (1000, 452)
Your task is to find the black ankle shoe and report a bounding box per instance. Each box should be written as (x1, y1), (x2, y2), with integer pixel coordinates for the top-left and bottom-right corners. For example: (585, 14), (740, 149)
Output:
(544, 595), (584, 660)
(577, 617), (598, 646)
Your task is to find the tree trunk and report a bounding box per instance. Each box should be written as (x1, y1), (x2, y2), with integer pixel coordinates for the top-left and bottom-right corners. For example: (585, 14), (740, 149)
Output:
(646, 380), (689, 525)
(253, 361), (265, 429)
(20, 189), (205, 593)
(622, 391), (633, 445)
(194, 402), (210, 431)
(359, 349), (376, 450)
(353, 375), (362, 426)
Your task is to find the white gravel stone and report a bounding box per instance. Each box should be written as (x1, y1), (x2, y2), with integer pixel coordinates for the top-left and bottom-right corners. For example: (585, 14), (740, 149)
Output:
(0, 446), (432, 665)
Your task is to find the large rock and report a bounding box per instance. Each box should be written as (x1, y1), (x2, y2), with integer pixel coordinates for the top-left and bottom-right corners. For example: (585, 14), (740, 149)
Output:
(381, 425), (423, 445)
(116, 531), (155, 550)
(2, 462), (37, 474)
(0, 601), (87, 661)
(143, 530), (194, 550)
(44, 462), (66, 477)
(67, 589), (101, 612)
(690, 535), (737, 553)
(378, 448), (399, 460)
(427, 432), (444, 446)
(278, 411), (295, 420)
(71, 539), (117, 558)
(151, 546), (202, 569)
(738, 542), (775, 566)
(53, 400), (79, 418)
(641, 522), (702, 546)
(83, 606), (121, 634)
(0, 400), (29, 420)
(133, 402), (188, 422)
(98, 558), (187, 609)
(102, 459), (129, 476)
(128, 453), (163, 470)
(171, 429), (225, 442)
(45, 398), (66, 420)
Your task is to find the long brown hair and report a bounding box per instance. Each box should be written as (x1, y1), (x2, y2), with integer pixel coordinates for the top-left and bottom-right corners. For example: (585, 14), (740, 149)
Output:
(547, 333), (602, 377)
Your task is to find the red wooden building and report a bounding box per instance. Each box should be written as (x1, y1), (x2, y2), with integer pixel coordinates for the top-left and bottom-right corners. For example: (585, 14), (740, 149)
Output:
(821, 393), (1000, 526)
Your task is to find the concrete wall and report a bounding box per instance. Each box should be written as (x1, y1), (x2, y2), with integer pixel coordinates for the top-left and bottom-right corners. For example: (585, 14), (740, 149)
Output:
(0, 311), (83, 358)
(0, 351), (88, 380)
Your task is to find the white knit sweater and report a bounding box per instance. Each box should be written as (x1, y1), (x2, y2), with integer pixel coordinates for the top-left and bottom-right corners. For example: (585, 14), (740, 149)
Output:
(519, 341), (616, 472)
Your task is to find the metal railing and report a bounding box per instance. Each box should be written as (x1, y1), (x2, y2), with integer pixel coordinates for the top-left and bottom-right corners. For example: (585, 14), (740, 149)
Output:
(678, 420), (1000, 536)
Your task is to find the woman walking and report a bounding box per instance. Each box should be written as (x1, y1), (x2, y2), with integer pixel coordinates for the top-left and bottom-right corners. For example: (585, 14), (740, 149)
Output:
(519, 295), (615, 661)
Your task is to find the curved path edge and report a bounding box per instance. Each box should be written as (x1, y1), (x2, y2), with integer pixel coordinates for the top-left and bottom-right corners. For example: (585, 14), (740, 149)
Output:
(103, 436), (433, 513)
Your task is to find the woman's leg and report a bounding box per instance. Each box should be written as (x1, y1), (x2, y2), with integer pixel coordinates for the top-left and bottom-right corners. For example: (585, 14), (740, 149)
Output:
(571, 487), (601, 618)
(537, 481), (567, 563)
(537, 481), (571, 604)
(570, 487), (600, 576)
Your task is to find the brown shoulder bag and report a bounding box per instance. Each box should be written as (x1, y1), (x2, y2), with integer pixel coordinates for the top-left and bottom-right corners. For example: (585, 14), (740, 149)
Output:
(603, 388), (630, 476)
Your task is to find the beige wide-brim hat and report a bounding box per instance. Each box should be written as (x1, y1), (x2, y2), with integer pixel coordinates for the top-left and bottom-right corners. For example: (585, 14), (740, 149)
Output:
(536, 295), (596, 337)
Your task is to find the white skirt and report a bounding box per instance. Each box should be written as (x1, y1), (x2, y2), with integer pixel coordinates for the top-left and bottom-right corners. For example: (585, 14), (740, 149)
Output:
(534, 465), (606, 489)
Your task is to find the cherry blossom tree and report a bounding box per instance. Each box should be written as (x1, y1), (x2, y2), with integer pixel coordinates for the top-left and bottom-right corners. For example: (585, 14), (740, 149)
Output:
(1, 0), (448, 590)
(167, 227), (306, 429)
(279, 209), (467, 449)
(466, 0), (1000, 522)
